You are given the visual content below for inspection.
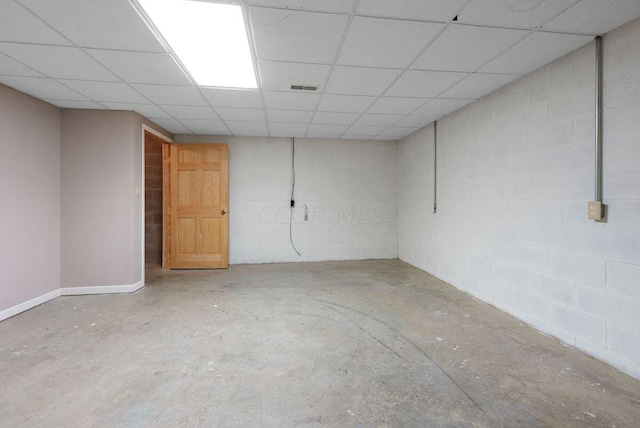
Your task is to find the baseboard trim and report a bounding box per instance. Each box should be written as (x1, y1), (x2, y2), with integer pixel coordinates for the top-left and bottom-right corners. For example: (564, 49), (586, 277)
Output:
(0, 289), (61, 322)
(60, 280), (144, 296)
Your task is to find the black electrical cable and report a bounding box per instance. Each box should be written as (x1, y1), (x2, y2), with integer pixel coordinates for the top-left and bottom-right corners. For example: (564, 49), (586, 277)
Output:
(290, 137), (302, 256)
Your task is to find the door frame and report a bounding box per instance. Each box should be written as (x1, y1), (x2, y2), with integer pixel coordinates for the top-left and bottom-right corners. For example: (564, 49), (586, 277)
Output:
(141, 124), (173, 283)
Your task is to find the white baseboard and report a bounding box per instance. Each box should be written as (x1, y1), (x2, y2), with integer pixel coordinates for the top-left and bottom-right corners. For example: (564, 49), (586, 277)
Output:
(60, 280), (144, 296)
(0, 289), (61, 322)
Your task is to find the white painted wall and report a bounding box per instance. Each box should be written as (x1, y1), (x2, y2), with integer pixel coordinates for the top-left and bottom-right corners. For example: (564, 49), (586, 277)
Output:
(0, 84), (61, 315)
(398, 19), (640, 379)
(175, 136), (398, 264)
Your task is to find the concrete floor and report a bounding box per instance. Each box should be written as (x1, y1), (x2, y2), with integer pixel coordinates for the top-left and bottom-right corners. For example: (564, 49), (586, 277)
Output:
(1, 260), (640, 427)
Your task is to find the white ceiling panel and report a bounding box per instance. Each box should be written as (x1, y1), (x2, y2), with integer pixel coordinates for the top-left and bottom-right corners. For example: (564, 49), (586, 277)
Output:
(101, 102), (171, 119)
(59, 80), (149, 103)
(307, 123), (349, 134)
(394, 114), (439, 128)
(267, 109), (314, 123)
(0, 44), (118, 81)
(317, 94), (376, 113)
(226, 121), (270, 137)
(0, 76), (88, 100)
(338, 17), (444, 68)
(0, 52), (41, 77)
(366, 97), (429, 114)
(18, 0), (166, 52)
(44, 99), (104, 109)
(357, 0), (468, 21)
(378, 126), (419, 138)
(258, 60), (330, 91)
(150, 118), (190, 134)
(160, 105), (219, 120)
(0, 0), (70, 45)
(263, 91), (321, 110)
(201, 88), (263, 109)
(412, 98), (475, 116)
(269, 122), (309, 137)
(355, 114), (403, 127)
(457, 0), (579, 29)
(385, 70), (467, 97)
(248, 0), (356, 13)
(325, 66), (402, 96)
(250, 7), (349, 63)
(479, 32), (593, 75)
(216, 107), (266, 122)
(341, 135), (372, 140)
(181, 120), (230, 135)
(132, 84), (208, 106)
(543, 0), (640, 35)
(312, 111), (360, 125)
(439, 73), (520, 99)
(344, 125), (386, 136)
(87, 50), (191, 85)
(412, 25), (527, 72)
(306, 133), (343, 139)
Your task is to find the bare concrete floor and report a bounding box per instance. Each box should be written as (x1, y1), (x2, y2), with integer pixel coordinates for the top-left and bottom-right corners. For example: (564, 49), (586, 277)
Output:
(1, 260), (640, 427)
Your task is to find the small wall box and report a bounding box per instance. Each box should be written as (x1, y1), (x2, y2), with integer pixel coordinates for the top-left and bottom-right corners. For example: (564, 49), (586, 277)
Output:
(588, 201), (603, 220)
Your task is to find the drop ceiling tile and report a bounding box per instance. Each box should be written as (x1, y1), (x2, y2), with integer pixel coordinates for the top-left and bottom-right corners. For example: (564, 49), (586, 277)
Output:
(457, 0), (579, 29)
(385, 70), (467, 97)
(215, 107), (266, 122)
(150, 119), (191, 135)
(479, 32), (593, 75)
(317, 94), (376, 113)
(439, 73), (520, 99)
(325, 66), (402, 96)
(344, 125), (386, 136)
(263, 91), (321, 110)
(250, 7), (348, 63)
(201, 88), (263, 108)
(307, 124), (349, 134)
(366, 97), (429, 114)
(378, 126), (419, 138)
(355, 114), (403, 127)
(132, 84), (208, 106)
(18, 0), (165, 52)
(267, 109), (314, 123)
(0, 0), (70, 45)
(258, 60), (330, 91)
(341, 135), (372, 140)
(44, 99), (104, 109)
(412, 98), (475, 116)
(312, 111), (360, 125)
(337, 17), (444, 68)
(412, 25), (527, 72)
(87, 50), (191, 85)
(160, 105), (219, 120)
(0, 43), (118, 81)
(0, 76), (88, 100)
(181, 120), (230, 135)
(357, 0), (467, 21)
(306, 133), (343, 139)
(544, 0), (640, 35)
(226, 121), (270, 137)
(248, 0), (356, 13)
(0, 52), (41, 77)
(394, 114), (439, 128)
(269, 122), (309, 137)
(58, 80), (149, 103)
(101, 103), (171, 119)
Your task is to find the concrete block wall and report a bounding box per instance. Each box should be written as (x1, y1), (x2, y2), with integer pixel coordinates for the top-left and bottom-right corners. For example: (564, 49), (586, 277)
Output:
(175, 136), (398, 264)
(144, 135), (163, 265)
(398, 18), (640, 379)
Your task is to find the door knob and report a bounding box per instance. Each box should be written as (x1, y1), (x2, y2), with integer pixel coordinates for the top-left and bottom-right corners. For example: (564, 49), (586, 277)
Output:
(221, 210), (226, 215)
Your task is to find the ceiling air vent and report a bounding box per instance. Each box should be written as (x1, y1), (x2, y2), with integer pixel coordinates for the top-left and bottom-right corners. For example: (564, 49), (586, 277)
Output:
(290, 85), (318, 91)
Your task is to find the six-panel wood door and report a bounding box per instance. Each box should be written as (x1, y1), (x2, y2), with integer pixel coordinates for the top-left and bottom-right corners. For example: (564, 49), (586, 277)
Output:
(170, 144), (228, 269)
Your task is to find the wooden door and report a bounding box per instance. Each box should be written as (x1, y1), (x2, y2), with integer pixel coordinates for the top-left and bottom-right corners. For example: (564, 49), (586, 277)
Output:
(170, 144), (228, 269)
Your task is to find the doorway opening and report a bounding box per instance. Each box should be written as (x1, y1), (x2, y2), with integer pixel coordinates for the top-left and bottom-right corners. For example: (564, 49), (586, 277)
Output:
(144, 129), (170, 271)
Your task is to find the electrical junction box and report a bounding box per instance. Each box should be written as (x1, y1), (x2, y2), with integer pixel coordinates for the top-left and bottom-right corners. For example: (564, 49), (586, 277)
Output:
(588, 201), (603, 220)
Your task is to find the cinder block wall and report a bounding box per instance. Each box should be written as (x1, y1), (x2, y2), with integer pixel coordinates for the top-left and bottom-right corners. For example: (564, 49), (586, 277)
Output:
(144, 136), (163, 265)
(398, 19), (640, 379)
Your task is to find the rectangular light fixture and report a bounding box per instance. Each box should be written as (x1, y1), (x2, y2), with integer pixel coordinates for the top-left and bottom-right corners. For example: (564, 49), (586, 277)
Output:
(137, 0), (258, 89)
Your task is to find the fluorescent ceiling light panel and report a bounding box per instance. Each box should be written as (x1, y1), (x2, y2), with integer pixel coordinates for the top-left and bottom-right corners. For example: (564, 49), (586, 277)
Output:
(137, 0), (257, 88)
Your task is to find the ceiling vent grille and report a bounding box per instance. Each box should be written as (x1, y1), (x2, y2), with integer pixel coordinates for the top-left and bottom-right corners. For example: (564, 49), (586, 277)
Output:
(290, 85), (318, 91)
